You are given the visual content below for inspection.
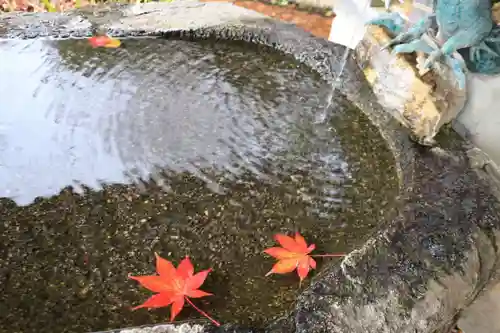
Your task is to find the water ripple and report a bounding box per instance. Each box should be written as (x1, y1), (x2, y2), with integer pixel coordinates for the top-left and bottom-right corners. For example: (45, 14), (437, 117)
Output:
(2, 38), (362, 215)
(0, 38), (400, 331)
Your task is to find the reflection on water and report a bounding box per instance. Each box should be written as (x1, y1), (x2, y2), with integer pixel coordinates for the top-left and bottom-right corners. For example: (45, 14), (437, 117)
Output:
(0, 38), (398, 332)
(1, 38), (348, 207)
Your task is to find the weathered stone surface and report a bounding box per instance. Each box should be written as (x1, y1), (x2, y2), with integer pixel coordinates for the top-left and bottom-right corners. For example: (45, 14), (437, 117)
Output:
(2, 2), (500, 333)
(291, 145), (500, 332)
(355, 25), (467, 146)
(97, 324), (206, 333)
(453, 72), (500, 170)
(457, 281), (500, 333)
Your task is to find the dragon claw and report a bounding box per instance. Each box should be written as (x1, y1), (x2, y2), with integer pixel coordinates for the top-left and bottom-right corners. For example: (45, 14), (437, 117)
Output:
(445, 55), (467, 89)
(367, 7), (471, 90)
(368, 14), (435, 55)
(366, 12), (407, 35)
(381, 42), (393, 51)
(476, 41), (500, 57)
(391, 43), (412, 54)
(422, 50), (442, 70)
(486, 36), (500, 43)
(469, 41), (498, 63)
(392, 39), (436, 55)
(380, 33), (417, 52)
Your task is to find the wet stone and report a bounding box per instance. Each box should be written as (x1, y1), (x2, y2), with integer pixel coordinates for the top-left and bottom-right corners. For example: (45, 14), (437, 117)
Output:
(0, 37), (398, 332)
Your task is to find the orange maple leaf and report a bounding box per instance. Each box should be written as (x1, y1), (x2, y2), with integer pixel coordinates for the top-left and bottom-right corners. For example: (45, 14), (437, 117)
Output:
(264, 232), (317, 282)
(264, 232), (345, 283)
(129, 253), (220, 326)
(88, 35), (121, 48)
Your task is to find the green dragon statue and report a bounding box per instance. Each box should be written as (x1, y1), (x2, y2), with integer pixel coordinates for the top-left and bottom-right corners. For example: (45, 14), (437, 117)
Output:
(367, 0), (500, 89)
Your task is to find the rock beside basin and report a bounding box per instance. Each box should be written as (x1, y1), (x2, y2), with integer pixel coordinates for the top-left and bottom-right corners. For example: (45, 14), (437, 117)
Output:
(355, 25), (466, 146)
(1, 2), (500, 333)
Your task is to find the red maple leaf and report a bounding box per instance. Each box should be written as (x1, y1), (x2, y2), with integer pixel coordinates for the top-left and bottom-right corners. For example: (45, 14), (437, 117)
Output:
(264, 232), (317, 282)
(129, 253), (220, 326)
(88, 35), (121, 48)
(264, 232), (345, 283)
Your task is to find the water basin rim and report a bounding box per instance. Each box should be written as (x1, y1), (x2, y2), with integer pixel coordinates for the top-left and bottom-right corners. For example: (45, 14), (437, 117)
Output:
(1, 2), (499, 333)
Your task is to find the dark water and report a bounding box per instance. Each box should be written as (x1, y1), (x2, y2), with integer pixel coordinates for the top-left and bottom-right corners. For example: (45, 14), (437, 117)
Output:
(0, 38), (398, 332)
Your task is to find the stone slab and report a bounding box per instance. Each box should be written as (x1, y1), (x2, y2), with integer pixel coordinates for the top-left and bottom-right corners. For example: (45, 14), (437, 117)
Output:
(457, 281), (500, 333)
(453, 73), (500, 172)
(354, 22), (466, 146)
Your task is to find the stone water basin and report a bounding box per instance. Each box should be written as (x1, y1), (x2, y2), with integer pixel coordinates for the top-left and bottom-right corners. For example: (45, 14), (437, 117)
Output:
(0, 37), (398, 332)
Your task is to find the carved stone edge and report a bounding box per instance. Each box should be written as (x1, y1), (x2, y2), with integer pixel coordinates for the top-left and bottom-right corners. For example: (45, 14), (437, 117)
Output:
(91, 323), (206, 333)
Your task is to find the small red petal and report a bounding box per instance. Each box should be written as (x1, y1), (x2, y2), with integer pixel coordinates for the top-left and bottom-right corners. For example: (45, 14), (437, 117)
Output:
(266, 258), (298, 276)
(88, 36), (120, 48)
(294, 232), (309, 251)
(132, 292), (174, 310)
(306, 244), (316, 253)
(297, 257), (311, 281)
(274, 234), (303, 253)
(170, 297), (185, 322)
(129, 275), (171, 293)
(88, 36), (107, 47)
(309, 257), (317, 269)
(264, 247), (297, 259)
(103, 38), (121, 48)
(177, 256), (194, 279)
(186, 289), (212, 298)
(155, 253), (177, 278)
(186, 269), (211, 291)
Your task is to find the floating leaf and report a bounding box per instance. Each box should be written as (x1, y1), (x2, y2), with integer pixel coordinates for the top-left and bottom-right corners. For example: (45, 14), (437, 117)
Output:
(88, 35), (121, 48)
(264, 232), (345, 283)
(129, 253), (220, 326)
(264, 232), (317, 282)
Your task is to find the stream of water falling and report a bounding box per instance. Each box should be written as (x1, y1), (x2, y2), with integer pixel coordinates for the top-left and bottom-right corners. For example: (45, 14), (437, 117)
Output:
(316, 47), (351, 124)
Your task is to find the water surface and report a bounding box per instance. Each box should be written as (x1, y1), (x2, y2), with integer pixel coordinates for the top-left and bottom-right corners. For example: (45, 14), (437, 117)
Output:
(0, 38), (398, 332)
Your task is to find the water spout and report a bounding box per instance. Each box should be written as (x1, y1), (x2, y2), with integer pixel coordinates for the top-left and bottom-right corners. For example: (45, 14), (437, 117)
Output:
(324, 0), (433, 119)
(320, 0), (378, 124)
(328, 0), (377, 50)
